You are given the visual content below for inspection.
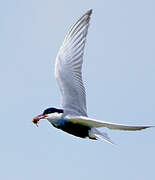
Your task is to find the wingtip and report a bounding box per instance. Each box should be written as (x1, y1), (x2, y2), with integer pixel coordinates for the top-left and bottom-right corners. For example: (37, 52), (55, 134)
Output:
(86, 9), (93, 16)
(144, 125), (155, 129)
(148, 126), (155, 128)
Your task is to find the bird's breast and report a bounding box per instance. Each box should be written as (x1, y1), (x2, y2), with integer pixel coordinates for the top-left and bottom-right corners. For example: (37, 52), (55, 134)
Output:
(54, 120), (91, 138)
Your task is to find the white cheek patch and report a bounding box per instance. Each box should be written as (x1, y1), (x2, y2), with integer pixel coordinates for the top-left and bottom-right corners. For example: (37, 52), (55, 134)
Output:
(48, 112), (62, 120)
(47, 112), (63, 126)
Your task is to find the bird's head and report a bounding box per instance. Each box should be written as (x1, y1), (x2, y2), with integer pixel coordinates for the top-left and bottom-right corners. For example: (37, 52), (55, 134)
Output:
(32, 107), (63, 127)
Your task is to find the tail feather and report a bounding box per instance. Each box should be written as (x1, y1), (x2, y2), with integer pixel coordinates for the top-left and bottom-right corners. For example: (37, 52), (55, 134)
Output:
(89, 128), (116, 145)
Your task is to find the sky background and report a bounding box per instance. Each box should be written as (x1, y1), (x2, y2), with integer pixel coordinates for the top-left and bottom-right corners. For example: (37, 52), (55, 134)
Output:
(0, 0), (155, 179)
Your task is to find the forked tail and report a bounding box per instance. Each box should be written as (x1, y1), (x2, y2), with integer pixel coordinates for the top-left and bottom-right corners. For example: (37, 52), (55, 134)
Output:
(89, 128), (115, 145)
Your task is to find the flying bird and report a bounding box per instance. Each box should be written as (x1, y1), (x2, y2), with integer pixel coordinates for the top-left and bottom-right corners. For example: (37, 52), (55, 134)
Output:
(33, 9), (152, 144)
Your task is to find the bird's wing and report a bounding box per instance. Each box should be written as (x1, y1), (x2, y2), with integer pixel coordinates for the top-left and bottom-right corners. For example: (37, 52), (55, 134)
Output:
(55, 10), (92, 116)
(68, 116), (153, 131)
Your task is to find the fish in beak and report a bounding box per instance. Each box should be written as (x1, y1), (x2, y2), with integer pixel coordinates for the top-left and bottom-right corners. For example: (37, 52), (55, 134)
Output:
(32, 114), (47, 127)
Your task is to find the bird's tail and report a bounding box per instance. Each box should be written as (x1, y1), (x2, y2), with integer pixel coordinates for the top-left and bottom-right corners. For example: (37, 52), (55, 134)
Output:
(89, 128), (115, 145)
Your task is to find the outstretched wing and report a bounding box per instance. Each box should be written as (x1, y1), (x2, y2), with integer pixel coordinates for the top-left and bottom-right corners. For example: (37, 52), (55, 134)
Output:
(69, 116), (153, 131)
(55, 10), (92, 116)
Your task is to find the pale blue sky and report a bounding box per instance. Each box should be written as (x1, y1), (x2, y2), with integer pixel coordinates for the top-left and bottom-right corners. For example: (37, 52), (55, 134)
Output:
(0, 0), (155, 180)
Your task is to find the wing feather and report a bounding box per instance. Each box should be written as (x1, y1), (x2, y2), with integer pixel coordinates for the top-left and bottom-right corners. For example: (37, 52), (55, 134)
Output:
(69, 116), (153, 131)
(55, 10), (92, 116)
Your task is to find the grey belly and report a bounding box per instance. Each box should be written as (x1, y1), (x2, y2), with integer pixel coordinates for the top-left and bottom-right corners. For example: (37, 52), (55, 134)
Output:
(55, 121), (91, 138)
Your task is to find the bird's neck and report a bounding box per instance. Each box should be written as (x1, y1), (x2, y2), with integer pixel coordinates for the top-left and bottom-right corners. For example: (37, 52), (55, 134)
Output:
(47, 112), (63, 126)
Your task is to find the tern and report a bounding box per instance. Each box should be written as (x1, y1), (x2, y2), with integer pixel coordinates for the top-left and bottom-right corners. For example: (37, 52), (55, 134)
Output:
(33, 9), (152, 144)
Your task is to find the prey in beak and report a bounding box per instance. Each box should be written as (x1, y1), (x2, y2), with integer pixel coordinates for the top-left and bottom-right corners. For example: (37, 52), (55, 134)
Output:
(32, 114), (47, 127)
